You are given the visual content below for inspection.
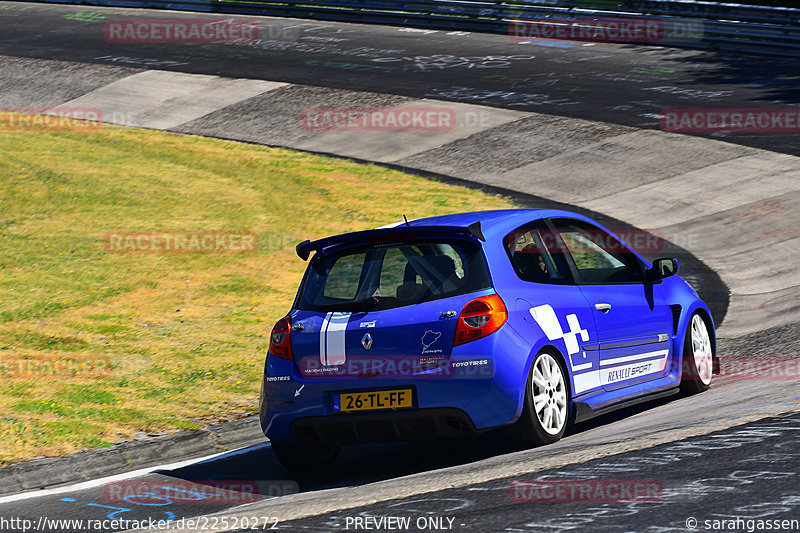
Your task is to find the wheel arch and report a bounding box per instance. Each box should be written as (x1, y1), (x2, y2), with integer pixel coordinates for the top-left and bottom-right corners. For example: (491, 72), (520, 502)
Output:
(518, 342), (574, 421)
(693, 307), (717, 356)
(675, 302), (718, 373)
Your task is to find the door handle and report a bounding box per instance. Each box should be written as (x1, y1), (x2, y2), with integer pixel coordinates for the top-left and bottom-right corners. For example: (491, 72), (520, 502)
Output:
(595, 303), (612, 313)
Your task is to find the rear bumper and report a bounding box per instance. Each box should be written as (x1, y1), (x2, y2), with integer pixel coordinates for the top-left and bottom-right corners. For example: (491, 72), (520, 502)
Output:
(259, 324), (533, 443)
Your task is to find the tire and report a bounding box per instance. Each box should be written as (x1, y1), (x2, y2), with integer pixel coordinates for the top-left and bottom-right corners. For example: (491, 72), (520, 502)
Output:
(680, 312), (714, 394)
(509, 349), (570, 446)
(271, 440), (340, 473)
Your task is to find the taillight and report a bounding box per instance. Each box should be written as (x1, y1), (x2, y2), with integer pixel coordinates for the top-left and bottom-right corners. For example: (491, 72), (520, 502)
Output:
(269, 316), (293, 360)
(453, 294), (507, 346)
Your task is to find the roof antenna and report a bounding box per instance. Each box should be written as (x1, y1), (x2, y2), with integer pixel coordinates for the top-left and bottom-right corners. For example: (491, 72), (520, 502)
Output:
(403, 214), (410, 227)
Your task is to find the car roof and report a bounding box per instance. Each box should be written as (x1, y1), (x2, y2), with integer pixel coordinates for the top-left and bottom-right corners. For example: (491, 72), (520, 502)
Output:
(298, 209), (597, 261)
(397, 209), (588, 240)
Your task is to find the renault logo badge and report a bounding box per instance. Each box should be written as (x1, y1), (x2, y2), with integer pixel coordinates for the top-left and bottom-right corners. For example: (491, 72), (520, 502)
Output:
(361, 333), (373, 350)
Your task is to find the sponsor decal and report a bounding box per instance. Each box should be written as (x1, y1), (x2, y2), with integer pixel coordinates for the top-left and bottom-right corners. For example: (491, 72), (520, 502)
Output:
(451, 359), (489, 368)
(421, 330), (443, 354)
(600, 350), (668, 385)
(264, 375), (291, 382)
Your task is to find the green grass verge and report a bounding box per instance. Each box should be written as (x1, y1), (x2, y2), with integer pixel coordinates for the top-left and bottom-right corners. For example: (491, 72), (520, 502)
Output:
(0, 116), (517, 464)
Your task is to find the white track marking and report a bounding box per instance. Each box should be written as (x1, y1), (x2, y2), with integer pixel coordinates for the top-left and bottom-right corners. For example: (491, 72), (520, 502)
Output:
(0, 443), (270, 504)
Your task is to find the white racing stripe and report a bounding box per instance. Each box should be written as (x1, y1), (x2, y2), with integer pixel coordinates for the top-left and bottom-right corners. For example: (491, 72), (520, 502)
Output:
(319, 312), (350, 366)
(574, 370), (602, 393)
(326, 312), (350, 366)
(319, 312), (331, 365)
(600, 349), (669, 367)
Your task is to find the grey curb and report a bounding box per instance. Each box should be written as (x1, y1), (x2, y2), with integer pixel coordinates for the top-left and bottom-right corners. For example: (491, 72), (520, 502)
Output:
(0, 416), (263, 497)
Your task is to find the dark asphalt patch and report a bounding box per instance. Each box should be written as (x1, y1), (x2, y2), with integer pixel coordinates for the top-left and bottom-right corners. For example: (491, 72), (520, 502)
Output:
(269, 412), (800, 533)
(174, 85), (413, 146)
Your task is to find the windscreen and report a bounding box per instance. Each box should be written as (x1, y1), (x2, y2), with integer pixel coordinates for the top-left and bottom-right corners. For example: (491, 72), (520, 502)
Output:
(296, 239), (491, 312)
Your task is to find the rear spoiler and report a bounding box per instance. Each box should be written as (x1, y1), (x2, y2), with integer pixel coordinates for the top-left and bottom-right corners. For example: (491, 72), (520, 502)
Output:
(295, 221), (485, 261)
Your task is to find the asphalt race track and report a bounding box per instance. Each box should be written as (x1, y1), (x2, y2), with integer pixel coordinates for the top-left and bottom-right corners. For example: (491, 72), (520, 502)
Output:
(0, 2), (798, 532)
(1, 2), (799, 156)
(2, 383), (799, 532)
(277, 412), (800, 533)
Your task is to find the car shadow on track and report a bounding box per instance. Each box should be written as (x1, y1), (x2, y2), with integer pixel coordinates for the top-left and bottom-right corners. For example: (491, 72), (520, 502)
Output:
(154, 394), (679, 497)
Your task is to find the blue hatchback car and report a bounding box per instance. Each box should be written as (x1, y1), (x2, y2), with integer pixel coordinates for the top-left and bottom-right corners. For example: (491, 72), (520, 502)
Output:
(260, 209), (717, 471)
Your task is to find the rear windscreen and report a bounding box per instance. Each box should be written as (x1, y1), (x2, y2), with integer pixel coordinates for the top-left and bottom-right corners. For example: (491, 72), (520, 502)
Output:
(296, 239), (491, 312)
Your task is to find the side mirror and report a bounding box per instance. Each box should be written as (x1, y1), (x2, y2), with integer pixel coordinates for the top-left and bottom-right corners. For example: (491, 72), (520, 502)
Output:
(646, 258), (679, 283)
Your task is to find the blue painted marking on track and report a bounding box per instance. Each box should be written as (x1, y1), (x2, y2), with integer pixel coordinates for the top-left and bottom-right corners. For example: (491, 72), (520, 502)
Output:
(519, 39), (578, 48)
(87, 503), (132, 519)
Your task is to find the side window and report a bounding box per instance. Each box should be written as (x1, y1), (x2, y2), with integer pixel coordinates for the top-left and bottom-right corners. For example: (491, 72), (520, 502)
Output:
(551, 218), (644, 283)
(503, 221), (572, 284)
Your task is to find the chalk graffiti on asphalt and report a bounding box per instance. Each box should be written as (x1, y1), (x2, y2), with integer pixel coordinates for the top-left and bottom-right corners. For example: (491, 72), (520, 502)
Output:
(425, 86), (581, 107)
(372, 54), (536, 70)
(94, 55), (189, 67)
